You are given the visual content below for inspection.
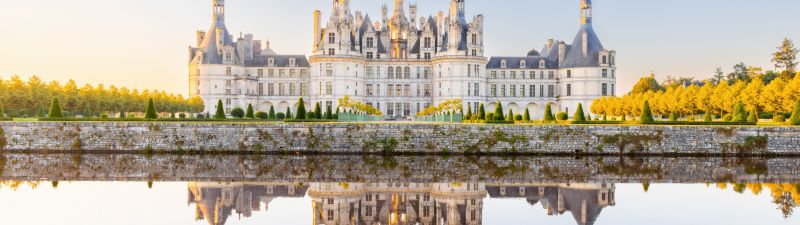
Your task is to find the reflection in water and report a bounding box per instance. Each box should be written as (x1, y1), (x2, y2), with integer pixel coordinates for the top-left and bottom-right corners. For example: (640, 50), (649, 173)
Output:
(187, 182), (615, 225)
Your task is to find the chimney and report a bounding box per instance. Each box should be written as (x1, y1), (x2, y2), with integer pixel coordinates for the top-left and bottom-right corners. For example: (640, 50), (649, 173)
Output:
(313, 10), (321, 50)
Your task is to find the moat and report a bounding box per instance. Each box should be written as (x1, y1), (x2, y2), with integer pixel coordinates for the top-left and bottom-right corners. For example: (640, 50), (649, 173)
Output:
(0, 153), (798, 225)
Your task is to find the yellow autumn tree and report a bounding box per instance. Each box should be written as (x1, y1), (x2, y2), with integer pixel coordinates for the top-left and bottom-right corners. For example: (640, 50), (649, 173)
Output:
(761, 78), (787, 114)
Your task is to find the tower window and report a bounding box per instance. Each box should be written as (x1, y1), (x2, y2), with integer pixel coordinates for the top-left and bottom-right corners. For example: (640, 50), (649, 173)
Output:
(602, 83), (608, 96)
(567, 84), (572, 96)
(602, 69), (608, 78)
(472, 34), (478, 45)
(328, 33), (336, 44)
(424, 37), (431, 48)
(366, 37), (374, 48)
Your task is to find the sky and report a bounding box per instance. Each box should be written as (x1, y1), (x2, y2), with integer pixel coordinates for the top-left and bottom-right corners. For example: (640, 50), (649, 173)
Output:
(0, 0), (798, 95)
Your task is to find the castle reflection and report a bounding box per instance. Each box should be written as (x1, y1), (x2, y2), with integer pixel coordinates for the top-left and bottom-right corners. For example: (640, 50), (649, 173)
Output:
(188, 182), (615, 225)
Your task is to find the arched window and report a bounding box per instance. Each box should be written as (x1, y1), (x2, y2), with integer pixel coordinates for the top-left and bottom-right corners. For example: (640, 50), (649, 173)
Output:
(404, 67), (411, 79)
(387, 67), (394, 79)
(520, 60), (526, 68)
(500, 60), (507, 68)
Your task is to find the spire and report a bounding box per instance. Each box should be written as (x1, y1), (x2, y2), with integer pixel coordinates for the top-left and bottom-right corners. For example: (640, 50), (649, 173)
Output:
(580, 0), (592, 25)
(213, 0), (225, 23)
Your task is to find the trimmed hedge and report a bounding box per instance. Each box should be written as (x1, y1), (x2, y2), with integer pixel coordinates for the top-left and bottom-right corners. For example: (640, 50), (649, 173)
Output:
(0, 118), (12, 121)
(571, 121), (626, 125)
(37, 118), (269, 122)
(641, 121), (757, 126)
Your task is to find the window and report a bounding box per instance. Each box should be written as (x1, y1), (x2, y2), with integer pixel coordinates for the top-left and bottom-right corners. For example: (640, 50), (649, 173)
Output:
(226, 67), (232, 76)
(602, 55), (608, 64)
(424, 37), (431, 48)
(500, 60), (507, 68)
(366, 52), (374, 59)
(510, 71), (516, 79)
(424, 84), (431, 97)
(328, 48), (335, 55)
(423, 206), (430, 217)
(501, 71), (506, 79)
(520, 60), (526, 68)
(366, 66), (374, 78)
(471, 34), (477, 45)
(290, 69), (296, 78)
(327, 210), (334, 220)
(548, 71), (554, 79)
(268, 69), (275, 77)
(468, 65), (472, 77)
(328, 33), (335, 44)
(387, 84), (394, 97)
(424, 53), (431, 59)
(612, 84), (615, 96)
(289, 83), (296, 96)
(471, 210), (477, 221)
(602, 69), (608, 78)
(491, 84), (497, 97)
(602, 83), (608, 96)
(540, 85), (544, 97)
(301, 83), (307, 95)
(257, 69), (263, 77)
(510, 85), (516, 97)
(530, 85), (535, 97)
(325, 82), (332, 95)
(521, 85), (525, 97)
(387, 67), (394, 79)
(278, 83), (285, 96)
(468, 83), (471, 96)
(416, 67), (421, 79)
(268, 83), (274, 96)
(548, 85), (554, 97)
(279, 69), (285, 78)
(567, 70), (572, 78)
(404, 84), (410, 97)
(567, 84), (572, 96)
(367, 84), (373, 96)
(491, 71), (497, 79)
(472, 49), (477, 56)
(366, 194), (372, 201)
(424, 67), (431, 79)
(326, 64), (333, 76)
(501, 85), (506, 97)
(366, 37), (374, 48)
(366, 206), (373, 216)
(474, 83), (479, 96)
(404, 66), (410, 79)
(612, 70), (615, 78)
(258, 83), (263, 95)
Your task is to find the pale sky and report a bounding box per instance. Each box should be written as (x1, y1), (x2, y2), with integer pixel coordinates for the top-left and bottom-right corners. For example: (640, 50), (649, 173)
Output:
(1, 0), (798, 95)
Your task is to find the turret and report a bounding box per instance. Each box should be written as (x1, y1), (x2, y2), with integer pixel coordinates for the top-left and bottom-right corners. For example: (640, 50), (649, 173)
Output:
(449, 0), (466, 25)
(580, 0), (592, 25)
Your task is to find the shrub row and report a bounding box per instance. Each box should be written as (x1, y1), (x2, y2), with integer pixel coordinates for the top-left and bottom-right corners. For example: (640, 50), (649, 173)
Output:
(641, 121), (757, 126)
(36, 118), (278, 122)
(0, 118), (12, 121)
(283, 119), (338, 123)
(571, 121), (627, 125)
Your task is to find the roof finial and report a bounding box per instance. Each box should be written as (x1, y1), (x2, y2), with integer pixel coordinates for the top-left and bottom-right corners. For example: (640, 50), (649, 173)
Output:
(580, 0), (592, 25)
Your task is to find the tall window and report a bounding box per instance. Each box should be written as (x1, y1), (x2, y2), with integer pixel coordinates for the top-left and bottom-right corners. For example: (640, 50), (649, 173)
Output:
(226, 67), (232, 76)
(424, 37), (431, 48)
(424, 53), (431, 59)
(366, 37), (374, 48)
(548, 71), (554, 79)
(328, 33), (335, 44)
(268, 83), (274, 96)
(326, 64), (333, 76)
(602, 83), (608, 96)
(472, 49), (477, 56)
(530, 85), (535, 97)
(366, 66), (374, 78)
(404, 67), (411, 79)
(257, 69), (263, 77)
(387, 84), (394, 97)
(548, 85), (554, 97)
(387, 67), (394, 79)
(258, 83), (263, 95)
(328, 48), (335, 55)
(540, 85), (544, 97)
(468, 65), (472, 77)
(366, 52), (374, 59)
(510, 85), (516, 97)
(367, 84), (373, 96)
(521, 85), (526, 97)
(567, 70), (572, 78)
(325, 82), (332, 95)
(474, 83), (479, 96)
(602, 69), (608, 78)
(501, 85), (506, 97)
(566, 84), (572, 96)
(491, 84), (497, 97)
(471, 34), (477, 45)
(289, 83), (296, 96)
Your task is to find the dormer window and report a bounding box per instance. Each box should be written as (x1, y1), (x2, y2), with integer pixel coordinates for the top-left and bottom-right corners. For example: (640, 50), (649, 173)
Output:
(268, 58), (274, 67)
(500, 60), (507, 68)
(539, 60), (546, 68)
(328, 33), (336, 44)
(520, 60), (526, 68)
(602, 55), (608, 64)
(289, 58), (296, 67)
(366, 37), (374, 48)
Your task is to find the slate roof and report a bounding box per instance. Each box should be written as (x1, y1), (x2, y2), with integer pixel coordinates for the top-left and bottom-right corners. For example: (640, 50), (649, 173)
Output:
(562, 24), (605, 68)
(243, 55), (310, 67)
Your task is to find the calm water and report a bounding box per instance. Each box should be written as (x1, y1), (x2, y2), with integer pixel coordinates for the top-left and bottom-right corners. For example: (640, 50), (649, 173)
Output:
(0, 154), (798, 225)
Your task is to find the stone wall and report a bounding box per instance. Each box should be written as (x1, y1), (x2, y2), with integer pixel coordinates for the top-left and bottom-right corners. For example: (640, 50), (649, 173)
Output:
(1, 122), (799, 155)
(2, 154), (798, 183)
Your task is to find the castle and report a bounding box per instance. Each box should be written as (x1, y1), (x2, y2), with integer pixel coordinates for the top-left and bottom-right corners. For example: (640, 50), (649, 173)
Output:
(189, 0), (616, 119)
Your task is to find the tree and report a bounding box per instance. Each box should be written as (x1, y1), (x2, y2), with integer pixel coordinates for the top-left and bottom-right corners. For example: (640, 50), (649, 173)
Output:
(255, 111), (269, 119)
(791, 100), (800, 125)
(214, 100), (226, 119)
(556, 112), (568, 121)
(325, 105), (333, 120)
(506, 109), (514, 122)
(732, 101), (748, 122)
(704, 112), (714, 122)
(0, 104), (5, 117)
(640, 100), (654, 123)
(544, 104), (555, 122)
(245, 104), (255, 119)
(268, 106), (276, 119)
(728, 63), (750, 83)
(144, 98), (158, 119)
(48, 97), (64, 118)
(631, 74), (661, 94)
(295, 98), (307, 119)
(230, 107), (245, 118)
(478, 103), (486, 120)
(573, 103), (586, 122)
(285, 107), (293, 119)
(761, 78), (787, 115)
(314, 102), (322, 119)
(493, 102), (505, 121)
(772, 38), (799, 79)
(712, 67), (726, 85)
(465, 106), (473, 121)
(748, 109), (759, 123)
(523, 108), (531, 121)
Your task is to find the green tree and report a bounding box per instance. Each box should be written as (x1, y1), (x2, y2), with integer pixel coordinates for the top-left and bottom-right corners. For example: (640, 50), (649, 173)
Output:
(214, 100), (226, 119)
(523, 108), (531, 121)
(493, 102), (505, 121)
(230, 107), (245, 118)
(544, 104), (555, 122)
(506, 109), (514, 122)
(712, 67), (726, 85)
(465, 106), (473, 121)
(286, 107), (293, 119)
(268, 106), (276, 119)
(478, 103), (486, 120)
(295, 98), (307, 119)
(573, 103), (586, 122)
(556, 112), (568, 121)
(748, 109), (758, 123)
(0, 104), (4, 117)
(255, 111), (269, 119)
(640, 100), (654, 123)
(704, 113), (714, 122)
(325, 105), (333, 120)
(772, 38), (799, 79)
(144, 98), (158, 119)
(791, 100), (800, 125)
(732, 101), (748, 122)
(728, 63), (750, 83)
(48, 97), (64, 118)
(245, 104), (255, 119)
(314, 102), (322, 119)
